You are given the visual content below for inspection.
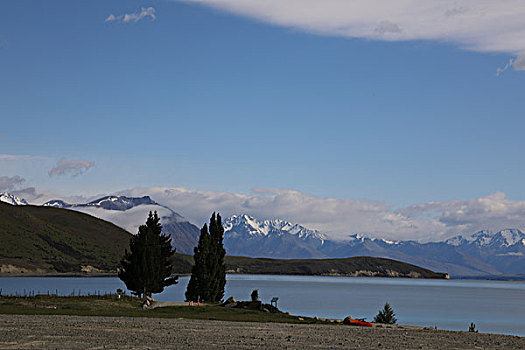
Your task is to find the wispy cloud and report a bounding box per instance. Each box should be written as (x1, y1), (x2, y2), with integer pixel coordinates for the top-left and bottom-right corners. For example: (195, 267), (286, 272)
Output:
(119, 187), (525, 242)
(180, 0), (525, 71)
(48, 158), (94, 177)
(0, 175), (45, 201)
(0, 35), (7, 49)
(0, 154), (49, 160)
(496, 58), (515, 76)
(105, 7), (156, 23)
(0, 175), (25, 191)
(514, 54), (525, 70)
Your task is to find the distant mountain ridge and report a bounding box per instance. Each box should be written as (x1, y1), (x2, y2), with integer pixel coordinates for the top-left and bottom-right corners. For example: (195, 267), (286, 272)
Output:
(223, 214), (327, 258)
(223, 214), (525, 277)
(0, 192), (28, 206)
(45, 195), (162, 211)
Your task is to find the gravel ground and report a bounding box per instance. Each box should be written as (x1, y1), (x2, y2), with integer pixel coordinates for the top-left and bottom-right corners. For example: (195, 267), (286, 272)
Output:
(0, 314), (523, 349)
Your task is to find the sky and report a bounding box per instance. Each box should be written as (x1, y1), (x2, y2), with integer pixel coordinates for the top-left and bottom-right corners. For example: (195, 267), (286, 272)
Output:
(1, 0), (525, 241)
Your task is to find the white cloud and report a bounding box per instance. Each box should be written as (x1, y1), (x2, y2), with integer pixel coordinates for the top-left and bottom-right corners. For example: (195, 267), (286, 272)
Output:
(105, 7), (156, 23)
(48, 158), (94, 177)
(180, 0), (525, 70)
(119, 186), (525, 242)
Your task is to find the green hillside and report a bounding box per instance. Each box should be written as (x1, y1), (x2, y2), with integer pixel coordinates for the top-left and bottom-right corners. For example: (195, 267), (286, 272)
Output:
(0, 202), (132, 273)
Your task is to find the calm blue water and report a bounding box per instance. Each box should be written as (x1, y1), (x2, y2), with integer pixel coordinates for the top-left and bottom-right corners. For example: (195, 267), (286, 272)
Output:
(1, 275), (524, 336)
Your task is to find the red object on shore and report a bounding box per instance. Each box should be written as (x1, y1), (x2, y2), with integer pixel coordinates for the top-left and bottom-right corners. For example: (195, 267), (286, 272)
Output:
(343, 316), (373, 327)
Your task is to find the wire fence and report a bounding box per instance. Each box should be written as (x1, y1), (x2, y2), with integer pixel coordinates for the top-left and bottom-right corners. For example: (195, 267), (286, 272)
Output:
(0, 287), (132, 299)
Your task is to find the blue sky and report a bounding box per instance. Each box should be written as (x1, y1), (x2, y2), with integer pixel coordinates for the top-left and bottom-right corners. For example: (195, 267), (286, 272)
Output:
(2, 1), (525, 239)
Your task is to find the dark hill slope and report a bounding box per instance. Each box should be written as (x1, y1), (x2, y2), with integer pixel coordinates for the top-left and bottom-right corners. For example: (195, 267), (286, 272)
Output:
(0, 202), (132, 273)
(172, 254), (448, 278)
(225, 256), (448, 278)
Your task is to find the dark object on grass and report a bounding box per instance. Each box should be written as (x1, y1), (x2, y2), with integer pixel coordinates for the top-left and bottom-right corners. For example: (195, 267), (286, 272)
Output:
(251, 289), (259, 302)
(373, 302), (397, 324)
(224, 296), (237, 304)
(118, 211), (178, 299)
(469, 322), (478, 332)
(271, 297), (279, 308)
(222, 296), (237, 308)
(222, 300), (280, 313)
(185, 213), (227, 302)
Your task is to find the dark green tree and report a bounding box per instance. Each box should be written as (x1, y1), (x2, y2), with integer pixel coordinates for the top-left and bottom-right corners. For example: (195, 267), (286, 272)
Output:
(185, 223), (211, 302)
(118, 211), (177, 298)
(373, 302), (397, 324)
(185, 212), (226, 302)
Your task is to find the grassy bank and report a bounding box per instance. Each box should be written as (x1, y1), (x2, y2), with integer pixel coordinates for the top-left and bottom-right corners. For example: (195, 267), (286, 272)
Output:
(0, 295), (329, 324)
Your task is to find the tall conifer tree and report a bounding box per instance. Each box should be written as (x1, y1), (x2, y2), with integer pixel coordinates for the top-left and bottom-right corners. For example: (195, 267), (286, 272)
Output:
(185, 212), (226, 302)
(119, 211), (177, 298)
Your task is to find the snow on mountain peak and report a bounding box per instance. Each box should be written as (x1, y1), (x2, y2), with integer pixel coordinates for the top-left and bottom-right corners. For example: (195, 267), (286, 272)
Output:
(463, 230), (493, 246)
(492, 229), (525, 247)
(445, 229), (525, 248)
(43, 200), (71, 208)
(348, 233), (366, 241)
(0, 192), (28, 206)
(224, 214), (327, 241)
(445, 235), (467, 246)
(85, 195), (157, 210)
(43, 195), (158, 211)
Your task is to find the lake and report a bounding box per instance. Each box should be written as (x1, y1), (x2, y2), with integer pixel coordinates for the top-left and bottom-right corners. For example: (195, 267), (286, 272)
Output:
(1, 275), (524, 336)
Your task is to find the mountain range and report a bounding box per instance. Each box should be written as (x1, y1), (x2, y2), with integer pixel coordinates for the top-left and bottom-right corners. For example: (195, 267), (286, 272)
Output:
(222, 214), (525, 277)
(3, 192), (524, 277)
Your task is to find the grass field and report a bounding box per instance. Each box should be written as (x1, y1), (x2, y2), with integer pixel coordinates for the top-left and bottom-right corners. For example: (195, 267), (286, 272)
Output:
(0, 295), (331, 324)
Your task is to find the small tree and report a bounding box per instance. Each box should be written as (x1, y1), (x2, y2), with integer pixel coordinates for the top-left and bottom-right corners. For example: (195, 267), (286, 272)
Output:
(185, 212), (226, 303)
(251, 289), (259, 302)
(118, 211), (177, 298)
(374, 302), (397, 324)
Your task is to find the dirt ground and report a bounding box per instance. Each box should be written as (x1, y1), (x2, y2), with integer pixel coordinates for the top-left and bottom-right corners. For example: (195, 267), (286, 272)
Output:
(0, 314), (523, 349)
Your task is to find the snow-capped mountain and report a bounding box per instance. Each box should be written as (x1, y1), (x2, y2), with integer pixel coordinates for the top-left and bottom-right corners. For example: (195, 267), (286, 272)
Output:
(223, 214), (327, 258)
(43, 195), (200, 254)
(224, 214), (326, 240)
(325, 230), (525, 276)
(222, 215), (525, 277)
(0, 192), (28, 206)
(446, 229), (525, 248)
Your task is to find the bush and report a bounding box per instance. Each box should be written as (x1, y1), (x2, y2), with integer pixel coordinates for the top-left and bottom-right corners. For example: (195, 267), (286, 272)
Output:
(373, 302), (397, 324)
(251, 289), (259, 302)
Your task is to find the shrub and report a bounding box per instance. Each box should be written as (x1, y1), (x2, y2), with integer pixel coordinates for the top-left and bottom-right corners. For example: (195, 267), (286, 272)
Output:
(373, 302), (397, 324)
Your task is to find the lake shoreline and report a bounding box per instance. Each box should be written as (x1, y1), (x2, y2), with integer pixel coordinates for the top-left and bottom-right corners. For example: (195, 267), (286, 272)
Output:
(3, 272), (525, 281)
